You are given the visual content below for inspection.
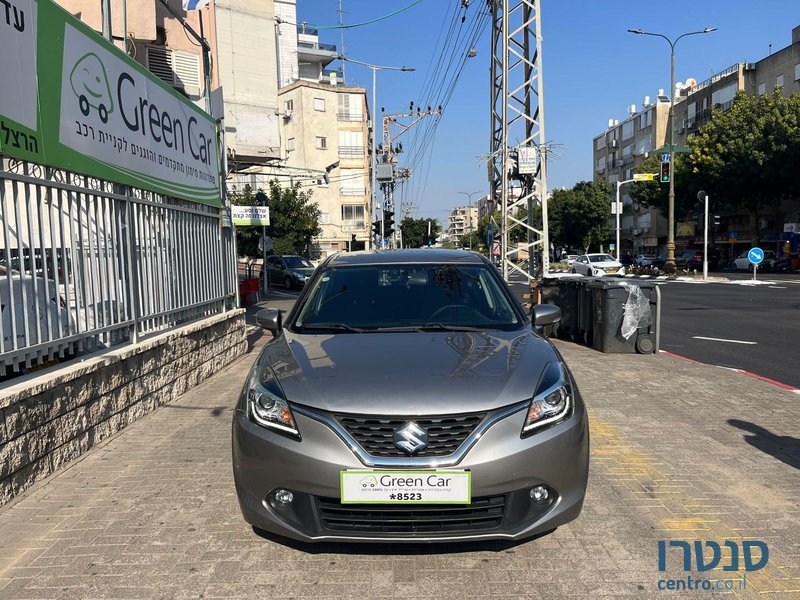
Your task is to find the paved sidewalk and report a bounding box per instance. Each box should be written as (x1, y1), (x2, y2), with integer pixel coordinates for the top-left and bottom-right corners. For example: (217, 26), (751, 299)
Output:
(0, 326), (798, 599)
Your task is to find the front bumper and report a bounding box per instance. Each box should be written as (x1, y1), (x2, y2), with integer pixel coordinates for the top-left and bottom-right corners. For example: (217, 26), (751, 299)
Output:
(232, 398), (589, 543)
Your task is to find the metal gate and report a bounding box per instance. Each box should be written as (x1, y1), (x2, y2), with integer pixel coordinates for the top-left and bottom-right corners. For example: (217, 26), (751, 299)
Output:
(0, 158), (237, 377)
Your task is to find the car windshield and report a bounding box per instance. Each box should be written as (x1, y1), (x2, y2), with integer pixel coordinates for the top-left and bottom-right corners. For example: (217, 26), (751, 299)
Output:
(589, 254), (615, 263)
(293, 263), (524, 332)
(284, 257), (312, 268)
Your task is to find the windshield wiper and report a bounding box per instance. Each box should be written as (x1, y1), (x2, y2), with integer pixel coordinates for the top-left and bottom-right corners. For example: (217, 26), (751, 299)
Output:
(301, 323), (366, 333)
(375, 323), (485, 333)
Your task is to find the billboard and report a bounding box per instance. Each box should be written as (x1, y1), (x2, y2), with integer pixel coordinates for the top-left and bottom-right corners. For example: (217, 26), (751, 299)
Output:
(0, 0), (221, 207)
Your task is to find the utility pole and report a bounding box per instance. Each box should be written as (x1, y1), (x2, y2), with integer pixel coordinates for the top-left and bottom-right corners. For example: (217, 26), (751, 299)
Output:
(380, 107), (440, 248)
(490, 0), (550, 281)
(101, 0), (112, 42)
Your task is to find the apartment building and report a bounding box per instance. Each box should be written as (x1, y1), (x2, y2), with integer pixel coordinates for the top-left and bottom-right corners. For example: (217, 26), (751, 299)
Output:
(448, 205), (479, 246)
(276, 81), (370, 257)
(593, 24), (800, 258)
(592, 95), (670, 256)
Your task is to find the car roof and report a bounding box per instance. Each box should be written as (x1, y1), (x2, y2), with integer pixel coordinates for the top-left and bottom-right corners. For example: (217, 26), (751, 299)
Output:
(324, 249), (485, 267)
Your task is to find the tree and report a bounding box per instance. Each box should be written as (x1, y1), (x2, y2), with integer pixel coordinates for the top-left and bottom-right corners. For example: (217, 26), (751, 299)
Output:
(228, 181), (321, 257)
(686, 90), (800, 245)
(401, 217), (441, 248)
(548, 181), (612, 252)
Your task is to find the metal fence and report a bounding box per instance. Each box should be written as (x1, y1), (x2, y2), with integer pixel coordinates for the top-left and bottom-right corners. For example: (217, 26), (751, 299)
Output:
(0, 158), (237, 377)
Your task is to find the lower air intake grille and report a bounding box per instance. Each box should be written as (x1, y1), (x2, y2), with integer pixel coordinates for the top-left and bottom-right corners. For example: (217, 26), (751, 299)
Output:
(317, 495), (506, 534)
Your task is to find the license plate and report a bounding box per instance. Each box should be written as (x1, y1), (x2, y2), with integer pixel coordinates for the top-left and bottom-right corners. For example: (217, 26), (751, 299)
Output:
(606, 268), (618, 273)
(340, 470), (471, 504)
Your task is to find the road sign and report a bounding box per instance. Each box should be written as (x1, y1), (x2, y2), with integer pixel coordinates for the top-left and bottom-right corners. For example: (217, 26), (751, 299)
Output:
(654, 145), (691, 154)
(633, 173), (656, 182)
(661, 154), (671, 162)
(232, 206), (270, 226)
(748, 247), (764, 265)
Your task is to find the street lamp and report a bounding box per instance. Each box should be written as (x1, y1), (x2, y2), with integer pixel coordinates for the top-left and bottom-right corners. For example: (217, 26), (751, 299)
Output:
(627, 27), (717, 273)
(457, 191), (483, 251)
(337, 55), (415, 250)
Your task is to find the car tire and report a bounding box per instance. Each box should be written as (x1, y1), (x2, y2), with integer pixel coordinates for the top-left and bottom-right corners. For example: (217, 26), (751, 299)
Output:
(283, 275), (293, 289)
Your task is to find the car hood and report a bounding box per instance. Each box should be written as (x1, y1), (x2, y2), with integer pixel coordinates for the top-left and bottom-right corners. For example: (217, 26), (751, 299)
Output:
(260, 329), (558, 415)
(591, 262), (622, 269)
(288, 268), (314, 277)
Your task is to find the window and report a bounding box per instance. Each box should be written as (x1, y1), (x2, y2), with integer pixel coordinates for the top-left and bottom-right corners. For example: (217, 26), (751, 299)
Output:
(338, 93), (364, 121)
(285, 99), (294, 111)
(287, 137), (295, 152)
(622, 144), (633, 157)
(638, 109), (653, 129)
(341, 204), (366, 228)
(635, 137), (652, 156)
(758, 82), (766, 95)
(340, 169), (366, 195)
(595, 157), (605, 172)
(316, 136), (327, 150)
(712, 83), (737, 106)
(622, 120), (634, 140)
(777, 74), (784, 88)
(146, 46), (202, 96)
(595, 136), (606, 150)
(314, 97), (326, 111)
(338, 131), (365, 158)
(795, 63), (800, 81)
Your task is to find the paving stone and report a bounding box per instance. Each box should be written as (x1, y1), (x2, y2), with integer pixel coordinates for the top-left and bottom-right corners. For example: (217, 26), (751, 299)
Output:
(0, 325), (798, 599)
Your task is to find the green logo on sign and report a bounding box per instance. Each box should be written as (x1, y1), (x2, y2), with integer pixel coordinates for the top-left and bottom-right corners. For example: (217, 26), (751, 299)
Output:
(70, 53), (114, 123)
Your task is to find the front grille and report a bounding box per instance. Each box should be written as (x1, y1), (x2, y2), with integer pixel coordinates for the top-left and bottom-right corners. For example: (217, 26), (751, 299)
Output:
(336, 413), (485, 457)
(317, 495), (506, 534)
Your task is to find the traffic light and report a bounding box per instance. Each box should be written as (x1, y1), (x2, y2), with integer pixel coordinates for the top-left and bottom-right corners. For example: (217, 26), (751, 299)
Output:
(372, 220), (381, 237)
(424, 233), (437, 247)
(713, 214), (721, 229)
(660, 161), (670, 183)
(383, 210), (395, 237)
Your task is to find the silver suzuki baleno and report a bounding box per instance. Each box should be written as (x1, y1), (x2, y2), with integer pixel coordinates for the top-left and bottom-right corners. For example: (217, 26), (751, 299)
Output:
(232, 249), (589, 543)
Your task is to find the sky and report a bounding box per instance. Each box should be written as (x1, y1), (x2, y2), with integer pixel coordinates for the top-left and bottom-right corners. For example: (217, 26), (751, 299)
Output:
(299, 0), (800, 222)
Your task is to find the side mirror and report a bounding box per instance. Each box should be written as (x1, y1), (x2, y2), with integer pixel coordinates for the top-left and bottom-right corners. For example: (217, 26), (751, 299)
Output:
(532, 304), (561, 336)
(256, 308), (282, 334)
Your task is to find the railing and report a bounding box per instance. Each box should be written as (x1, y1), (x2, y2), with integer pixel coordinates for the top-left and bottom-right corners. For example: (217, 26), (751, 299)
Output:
(298, 41), (337, 52)
(338, 146), (365, 159)
(688, 64), (739, 95)
(0, 159), (237, 377)
(337, 112), (363, 122)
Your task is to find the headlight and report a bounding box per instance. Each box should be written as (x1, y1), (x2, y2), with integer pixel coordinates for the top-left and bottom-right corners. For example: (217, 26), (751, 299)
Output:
(246, 364), (300, 439)
(522, 362), (572, 434)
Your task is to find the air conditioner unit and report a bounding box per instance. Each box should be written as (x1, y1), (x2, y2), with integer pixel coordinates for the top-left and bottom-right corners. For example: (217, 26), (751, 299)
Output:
(610, 140), (617, 148)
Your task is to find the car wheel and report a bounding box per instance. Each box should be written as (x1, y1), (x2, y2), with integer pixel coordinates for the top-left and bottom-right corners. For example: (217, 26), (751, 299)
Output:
(283, 275), (293, 289)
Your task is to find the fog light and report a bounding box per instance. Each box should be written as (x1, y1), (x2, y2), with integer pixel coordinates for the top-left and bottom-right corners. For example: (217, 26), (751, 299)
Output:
(274, 489), (294, 505)
(530, 486), (549, 503)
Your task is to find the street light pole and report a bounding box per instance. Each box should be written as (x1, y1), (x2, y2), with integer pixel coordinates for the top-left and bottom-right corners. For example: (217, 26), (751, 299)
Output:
(337, 56), (414, 251)
(628, 27), (717, 273)
(457, 191), (482, 251)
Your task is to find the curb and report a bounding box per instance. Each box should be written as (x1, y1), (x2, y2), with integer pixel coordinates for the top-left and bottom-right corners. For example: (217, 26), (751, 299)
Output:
(660, 350), (800, 393)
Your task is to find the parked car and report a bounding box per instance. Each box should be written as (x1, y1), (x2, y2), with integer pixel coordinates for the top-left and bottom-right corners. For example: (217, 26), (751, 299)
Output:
(619, 255), (635, 267)
(233, 249), (589, 543)
(571, 253), (625, 277)
(732, 250), (777, 271)
(563, 254), (578, 265)
(652, 254), (666, 268)
(261, 255), (315, 289)
(634, 254), (657, 267)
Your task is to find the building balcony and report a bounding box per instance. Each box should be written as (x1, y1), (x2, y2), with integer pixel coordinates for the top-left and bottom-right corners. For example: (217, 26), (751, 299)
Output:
(298, 41), (338, 65)
(338, 146), (365, 160)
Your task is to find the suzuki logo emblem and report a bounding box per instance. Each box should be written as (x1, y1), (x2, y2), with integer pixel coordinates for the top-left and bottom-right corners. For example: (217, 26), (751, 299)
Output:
(394, 422), (429, 455)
